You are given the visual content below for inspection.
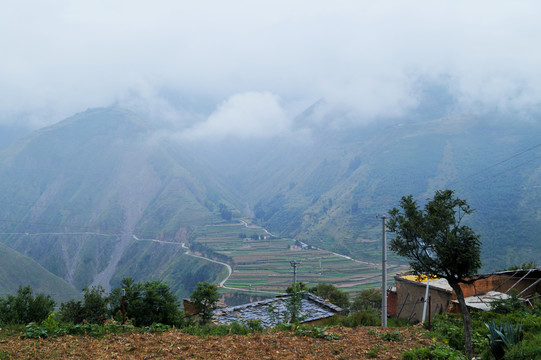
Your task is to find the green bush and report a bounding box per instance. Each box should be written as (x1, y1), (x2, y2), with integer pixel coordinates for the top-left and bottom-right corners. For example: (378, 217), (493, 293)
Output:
(60, 286), (108, 325)
(0, 286), (55, 325)
(430, 313), (486, 353)
(310, 282), (350, 309)
(293, 325), (340, 341)
(490, 291), (527, 315)
(189, 281), (219, 325)
(340, 310), (380, 327)
(381, 330), (402, 342)
(144, 323), (171, 333)
(109, 278), (182, 327)
(402, 343), (466, 360)
(229, 321), (251, 335)
(502, 331), (541, 360)
(245, 319), (264, 333)
(22, 319), (135, 339)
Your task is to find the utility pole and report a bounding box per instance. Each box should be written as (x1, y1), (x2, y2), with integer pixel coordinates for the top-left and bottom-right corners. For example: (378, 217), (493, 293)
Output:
(381, 215), (388, 327)
(290, 260), (300, 285)
(421, 246), (432, 324)
(122, 288), (126, 324)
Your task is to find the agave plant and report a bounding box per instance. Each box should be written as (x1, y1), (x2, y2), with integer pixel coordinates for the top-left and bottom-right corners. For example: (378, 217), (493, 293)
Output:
(485, 319), (523, 360)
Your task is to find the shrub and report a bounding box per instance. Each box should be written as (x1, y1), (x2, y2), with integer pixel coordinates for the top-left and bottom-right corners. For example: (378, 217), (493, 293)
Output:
(59, 286), (108, 325)
(430, 313), (486, 354)
(310, 282), (350, 309)
(340, 310), (380, 327)
(229, 321), (251, 335)
(401, 343), (466, 360)
(0, 286), (55, 325)
(245, 319), (264, 333)
(109, 278), (182, 327)
(503, 331), (541, 360)
(189, 282), (219, 325)
(381, 330), (402, 342)
(490, 291), (527, 315)
(351, 288), (381, 311)
(293, 325), (340, 340)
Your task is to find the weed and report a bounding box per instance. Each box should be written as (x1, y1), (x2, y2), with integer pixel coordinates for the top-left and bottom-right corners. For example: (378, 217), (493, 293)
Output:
(401, 343), (466, 360)
(381, 330), (401, 342)
(366, 343), (380, 358)
(293, 325), (340, 340)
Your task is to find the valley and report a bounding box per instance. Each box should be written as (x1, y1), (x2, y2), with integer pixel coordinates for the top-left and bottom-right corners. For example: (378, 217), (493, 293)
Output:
(185, 220), (409, 296)
(0, 107), (540, 300)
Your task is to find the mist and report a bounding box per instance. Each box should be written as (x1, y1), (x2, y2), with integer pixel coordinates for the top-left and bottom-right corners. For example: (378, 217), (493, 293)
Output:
(1, 1), (541, 137)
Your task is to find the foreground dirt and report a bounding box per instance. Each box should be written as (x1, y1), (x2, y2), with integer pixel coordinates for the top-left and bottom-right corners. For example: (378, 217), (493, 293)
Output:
(0, 326), (434, 359)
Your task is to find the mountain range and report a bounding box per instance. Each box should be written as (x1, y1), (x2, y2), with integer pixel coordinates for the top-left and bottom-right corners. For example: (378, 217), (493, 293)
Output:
(0, 103), (539, 300)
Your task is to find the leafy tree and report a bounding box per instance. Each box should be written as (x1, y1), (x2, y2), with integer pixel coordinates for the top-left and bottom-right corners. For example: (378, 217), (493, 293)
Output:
(190, 281), (219, 325)
(82, 285), (109, 324)
(218, 203), (232, 221)
(387, 189), (481, 358)
(59, 286), (108, 324)
(351, 288), (382, 311)
(109, 277), (181, 327)
(285, 282), (308, 324)
(310, 282), (350, 309)
(59, 299), (85, 324)
(0, 286), (55, 325)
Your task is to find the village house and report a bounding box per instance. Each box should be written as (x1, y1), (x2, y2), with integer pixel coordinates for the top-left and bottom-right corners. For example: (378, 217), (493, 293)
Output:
(390, 268), (541, 323)
(212, 292), (343, 328)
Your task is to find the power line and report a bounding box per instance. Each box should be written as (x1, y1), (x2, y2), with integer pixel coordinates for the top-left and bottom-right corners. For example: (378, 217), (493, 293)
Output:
(465, 154), (541, 187)
(449, 142), (541, 188)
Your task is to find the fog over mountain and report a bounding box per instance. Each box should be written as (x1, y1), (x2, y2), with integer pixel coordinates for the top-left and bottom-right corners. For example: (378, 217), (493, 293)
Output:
(2, 1), (541, 132)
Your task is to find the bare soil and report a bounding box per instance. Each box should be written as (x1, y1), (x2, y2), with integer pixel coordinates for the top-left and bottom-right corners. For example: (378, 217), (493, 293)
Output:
(0, 326), (435, 359)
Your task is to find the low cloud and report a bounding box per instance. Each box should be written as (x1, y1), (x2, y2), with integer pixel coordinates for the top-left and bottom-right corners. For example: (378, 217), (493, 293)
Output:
(1, 1), (541, 130)
(179, 92), (290, 140)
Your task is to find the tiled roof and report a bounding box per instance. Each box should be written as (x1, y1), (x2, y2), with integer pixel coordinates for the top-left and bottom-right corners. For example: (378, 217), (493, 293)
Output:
(213, 292), (343, 328)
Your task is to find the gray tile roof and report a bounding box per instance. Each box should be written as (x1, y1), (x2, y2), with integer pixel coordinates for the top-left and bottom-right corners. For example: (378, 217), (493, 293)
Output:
(213, 292), (343, 328)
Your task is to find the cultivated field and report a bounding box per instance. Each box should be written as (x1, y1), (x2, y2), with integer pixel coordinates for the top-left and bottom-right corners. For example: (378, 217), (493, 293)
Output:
(190, 220), (409, 296)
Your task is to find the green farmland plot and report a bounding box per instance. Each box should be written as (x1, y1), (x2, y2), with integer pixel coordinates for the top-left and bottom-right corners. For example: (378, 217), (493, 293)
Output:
(190, 221), (409, 296)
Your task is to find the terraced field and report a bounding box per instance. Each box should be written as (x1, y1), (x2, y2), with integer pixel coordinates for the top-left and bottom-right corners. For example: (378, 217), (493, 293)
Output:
(190, 220), (409, 296)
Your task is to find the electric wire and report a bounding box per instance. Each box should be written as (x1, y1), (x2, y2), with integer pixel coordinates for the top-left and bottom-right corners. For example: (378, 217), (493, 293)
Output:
(448, 141), (541, 188)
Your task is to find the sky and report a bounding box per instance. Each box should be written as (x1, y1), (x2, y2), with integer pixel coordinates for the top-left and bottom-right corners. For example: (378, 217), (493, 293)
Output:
(2, 1), (541, 138)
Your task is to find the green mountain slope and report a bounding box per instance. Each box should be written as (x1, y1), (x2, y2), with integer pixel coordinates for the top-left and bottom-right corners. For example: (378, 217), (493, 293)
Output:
(0, 242), (80, 303)
(0, 104), (539, 299)
(0, 108), (241, 293)
(197, 108), (541, 272)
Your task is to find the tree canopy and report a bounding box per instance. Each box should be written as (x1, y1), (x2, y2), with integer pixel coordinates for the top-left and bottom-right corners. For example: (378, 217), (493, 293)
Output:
(190, 282), (219, 325)
(387, 189), (481, 283)
(387, 189), (482, 357)
(109, 278), (181, 327)
(0, 286), (55, 325)
(310, 282), (350, 309)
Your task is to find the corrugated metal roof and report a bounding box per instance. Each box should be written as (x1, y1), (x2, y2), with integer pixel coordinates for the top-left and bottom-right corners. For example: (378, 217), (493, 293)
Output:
(213, 293), (343, 328)
(453, 291), (510, 311)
